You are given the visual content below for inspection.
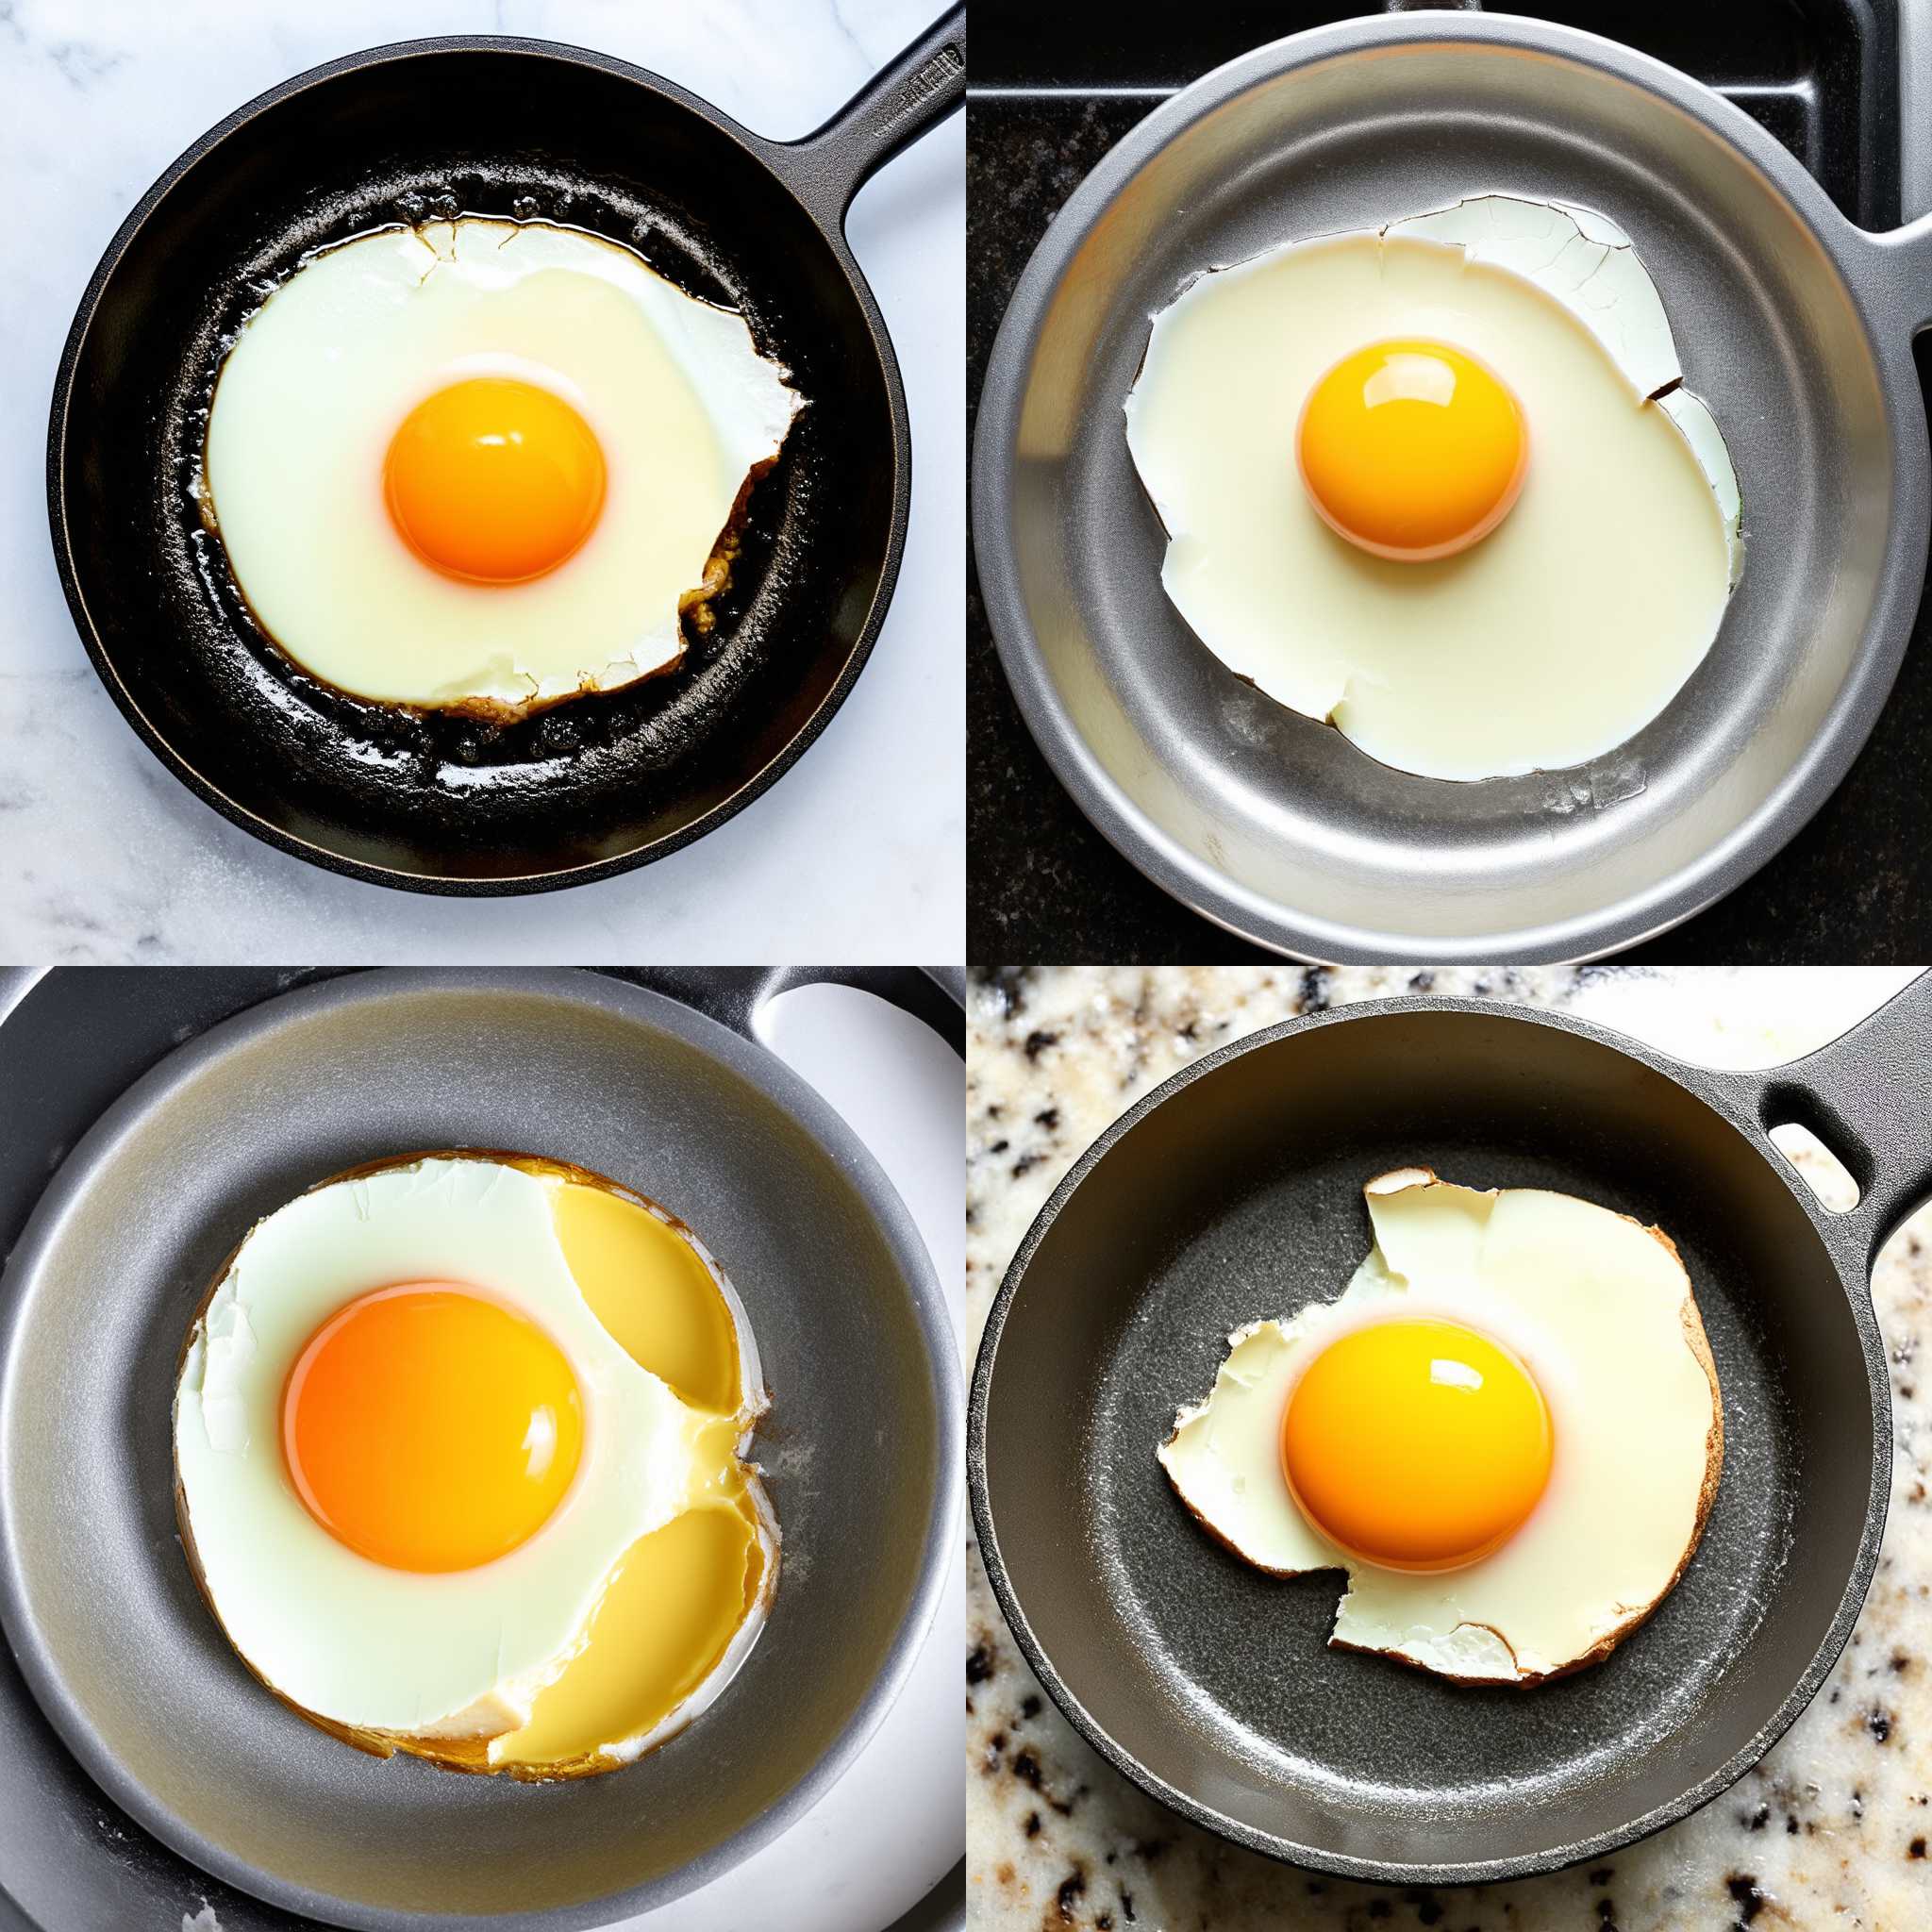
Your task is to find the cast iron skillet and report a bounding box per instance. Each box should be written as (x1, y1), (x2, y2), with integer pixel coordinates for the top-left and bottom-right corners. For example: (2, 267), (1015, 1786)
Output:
(973, 9), (1932, 960)
(49, 13), (963, 893)
(968, 978), (1932, 1883)
(0, 967), (962, 1931)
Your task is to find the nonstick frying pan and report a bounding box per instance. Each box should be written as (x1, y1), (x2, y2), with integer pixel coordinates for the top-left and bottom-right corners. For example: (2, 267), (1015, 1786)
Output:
(972, 8), (1932, 961)
(0, 967), (962, 1930)
(49, 12), (963, 894)
(967, 977), (1931, 1883)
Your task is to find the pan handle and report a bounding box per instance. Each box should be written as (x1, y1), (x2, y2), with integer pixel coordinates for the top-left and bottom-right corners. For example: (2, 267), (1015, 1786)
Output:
(1852, 0), (1932, 327)
(617, 967), (964, 1058)
(1734, 969), (1932, 1265)
(758, 4), (965, 230)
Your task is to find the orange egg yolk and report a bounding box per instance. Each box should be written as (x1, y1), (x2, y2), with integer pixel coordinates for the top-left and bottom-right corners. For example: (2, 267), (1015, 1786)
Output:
(282, 1283), (584, 1574)
(1279, 1317), (1552, 1572)
(1295, 339), (1527, 561)
(383, 376), (606, 584)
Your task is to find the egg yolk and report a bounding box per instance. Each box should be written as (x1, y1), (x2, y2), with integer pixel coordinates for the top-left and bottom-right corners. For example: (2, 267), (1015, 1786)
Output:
(1280, 1317), (1552, 1571)
(1295, 339), (1527, 560)
(383, 376), (606, 584)
(282, 1283), (583, 1574)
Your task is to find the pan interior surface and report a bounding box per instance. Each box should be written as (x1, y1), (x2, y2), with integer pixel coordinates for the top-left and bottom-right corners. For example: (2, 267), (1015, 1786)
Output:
(57, 45), (896, 887)
(979, 1010), (1873, 1874)
(990, 28), (1899, 956)
(0, 976), (941, 1924)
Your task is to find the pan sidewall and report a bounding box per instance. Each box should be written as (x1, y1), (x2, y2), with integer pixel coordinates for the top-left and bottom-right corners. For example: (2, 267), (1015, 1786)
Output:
(967, 995), (1891, 1883)
(0, 968), (959, 1928)
(972, 12), (1922, 962)
(48, 40), (909, 896)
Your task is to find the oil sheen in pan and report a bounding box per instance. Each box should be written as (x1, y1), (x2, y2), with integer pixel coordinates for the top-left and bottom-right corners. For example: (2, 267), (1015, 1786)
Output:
(157, 163), (818, 808)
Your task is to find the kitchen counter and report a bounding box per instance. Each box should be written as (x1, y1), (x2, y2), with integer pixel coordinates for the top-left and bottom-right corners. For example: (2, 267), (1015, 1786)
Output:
(966, 966), (1932, 1930)
(0, 0), (961, 965)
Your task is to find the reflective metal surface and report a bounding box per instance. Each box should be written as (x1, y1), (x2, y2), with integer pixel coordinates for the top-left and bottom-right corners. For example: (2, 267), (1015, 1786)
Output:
(0, 970), (960, 1929)
(973, 11), (1932, 959)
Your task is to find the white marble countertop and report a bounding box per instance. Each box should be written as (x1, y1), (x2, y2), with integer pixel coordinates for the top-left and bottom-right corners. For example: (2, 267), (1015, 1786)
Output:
(966, 966), (1932, 1932)
(0, 0), (961, 964)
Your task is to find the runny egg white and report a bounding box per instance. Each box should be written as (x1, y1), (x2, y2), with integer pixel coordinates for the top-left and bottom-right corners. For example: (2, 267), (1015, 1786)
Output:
(201, 218), (802, 717)
(1124, 195), (1743, 782)
(1158, 1169), (1723, 1683)
(173, 1151), (775, 1777)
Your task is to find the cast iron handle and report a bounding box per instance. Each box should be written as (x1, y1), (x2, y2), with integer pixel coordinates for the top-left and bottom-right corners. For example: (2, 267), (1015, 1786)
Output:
(763, 4), (966, 228)
(614, 967), (964, 1059)
(1728, 970), (1932, 1265)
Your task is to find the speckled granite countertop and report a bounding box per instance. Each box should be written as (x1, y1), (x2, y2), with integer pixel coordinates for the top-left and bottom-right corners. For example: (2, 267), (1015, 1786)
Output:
(966, 967), (1932, 1931)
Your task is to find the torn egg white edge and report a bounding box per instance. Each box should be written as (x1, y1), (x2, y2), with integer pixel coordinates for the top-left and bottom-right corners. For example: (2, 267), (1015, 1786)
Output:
(1122, 192), (1745, 625)
(1151, 1174), (1596, 1685)
(1154, 1284), (1537, 1685)
(172, 1152), (774, 1744)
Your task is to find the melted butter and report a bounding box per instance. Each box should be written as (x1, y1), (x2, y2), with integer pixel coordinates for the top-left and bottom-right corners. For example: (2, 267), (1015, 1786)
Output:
(551, 1181), (741, 1411)
(491, 1500), (767, 1770)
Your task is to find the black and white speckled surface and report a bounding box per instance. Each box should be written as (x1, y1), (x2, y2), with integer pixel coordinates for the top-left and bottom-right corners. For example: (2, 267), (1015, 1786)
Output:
(965, 967), (1932, 1930)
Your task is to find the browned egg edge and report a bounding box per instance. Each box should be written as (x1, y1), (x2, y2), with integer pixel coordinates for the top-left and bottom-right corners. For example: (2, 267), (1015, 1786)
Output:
(171, 1145), (777, 1782)
(1158, 1166), (1725, 1688)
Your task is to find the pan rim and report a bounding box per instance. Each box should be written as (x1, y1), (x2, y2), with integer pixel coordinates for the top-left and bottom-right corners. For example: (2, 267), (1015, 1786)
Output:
(970, 8), (1930, 964)
(965, 992), (1893, 1885)
(46, 35), (909, 897)
(0, 966), (963, 1929)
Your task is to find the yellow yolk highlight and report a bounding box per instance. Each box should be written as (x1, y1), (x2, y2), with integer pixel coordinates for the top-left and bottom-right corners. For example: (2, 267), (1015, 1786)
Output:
(1295, 338), (1527, 560)
(383, 375), (606, 584)
(1280, 1317), (1552, 1572)
(282, 1283), (583, 1574)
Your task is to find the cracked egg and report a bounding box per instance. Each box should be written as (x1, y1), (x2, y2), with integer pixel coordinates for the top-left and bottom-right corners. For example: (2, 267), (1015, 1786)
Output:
(1123, 195), (1742, 782)
(1157, 1169), (1723, 1684)
(173, 1150), (776, 1778)
(200, 218), (801, 718)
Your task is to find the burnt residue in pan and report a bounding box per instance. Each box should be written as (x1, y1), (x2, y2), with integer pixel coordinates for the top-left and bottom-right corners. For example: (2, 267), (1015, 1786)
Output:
(154, 162), (816, 809)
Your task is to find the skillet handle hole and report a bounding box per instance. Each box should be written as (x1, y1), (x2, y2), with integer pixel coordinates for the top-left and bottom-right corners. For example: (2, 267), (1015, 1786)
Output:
(1766, 1122), (1862, 1213)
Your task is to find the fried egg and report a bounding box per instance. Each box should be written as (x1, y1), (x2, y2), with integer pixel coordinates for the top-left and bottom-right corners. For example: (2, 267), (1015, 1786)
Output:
(1124, 195), (1742, 781)
(201, 218), (802, 717)
(1158, 1169), (1723, 1683)
(173, 1152), (775, 1777)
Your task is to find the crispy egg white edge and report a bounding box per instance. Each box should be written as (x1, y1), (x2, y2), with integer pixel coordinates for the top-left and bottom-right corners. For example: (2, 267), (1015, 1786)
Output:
(200, 218), (804, 709)
(171, 1155), (765, 1740)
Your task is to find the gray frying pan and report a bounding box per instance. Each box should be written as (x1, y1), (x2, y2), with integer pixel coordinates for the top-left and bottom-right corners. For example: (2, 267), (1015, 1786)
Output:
(972, 8), (1932, 961)
(0, 967), (961, 1931)
(967, 977), (1931, 1882)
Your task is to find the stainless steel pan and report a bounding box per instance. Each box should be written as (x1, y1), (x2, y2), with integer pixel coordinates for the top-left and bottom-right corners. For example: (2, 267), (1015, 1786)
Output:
(0, 967), (961, 1930)
(968, 977), (1930, 1881)
(972, 8), (1932, 960)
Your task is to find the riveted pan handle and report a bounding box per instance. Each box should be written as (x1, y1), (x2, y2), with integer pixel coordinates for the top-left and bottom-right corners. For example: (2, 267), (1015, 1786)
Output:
(1740, 970), (1932, 1265)
(616, 967), (964, 1058)
(762, 4), (965, 230)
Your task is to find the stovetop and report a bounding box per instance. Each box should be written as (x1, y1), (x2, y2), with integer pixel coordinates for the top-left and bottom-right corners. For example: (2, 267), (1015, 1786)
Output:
(966, 0), (1932, 964)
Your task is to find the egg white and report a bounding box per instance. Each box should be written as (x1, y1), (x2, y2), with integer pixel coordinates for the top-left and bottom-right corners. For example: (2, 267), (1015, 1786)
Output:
(174, 1156), (769, 1744)
(1157, 1171), (1723, 1683)
(201, 218), (801, 714)
(1123, 195), (1740, 782)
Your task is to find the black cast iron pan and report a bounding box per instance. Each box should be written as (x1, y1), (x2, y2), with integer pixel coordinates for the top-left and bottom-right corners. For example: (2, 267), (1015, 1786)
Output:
(968, 978), (1930, 1883)
(48, 12), (963, 894)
